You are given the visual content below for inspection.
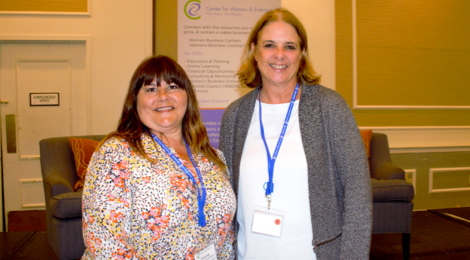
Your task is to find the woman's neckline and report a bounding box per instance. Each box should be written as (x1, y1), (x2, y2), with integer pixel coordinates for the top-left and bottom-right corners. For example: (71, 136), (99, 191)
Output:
(258, 83), (301, 104)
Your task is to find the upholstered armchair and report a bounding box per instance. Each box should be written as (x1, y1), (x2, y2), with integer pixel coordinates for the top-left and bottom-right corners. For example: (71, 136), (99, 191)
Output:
(40, 135), (105, 260)
(369, 133), (415, 260)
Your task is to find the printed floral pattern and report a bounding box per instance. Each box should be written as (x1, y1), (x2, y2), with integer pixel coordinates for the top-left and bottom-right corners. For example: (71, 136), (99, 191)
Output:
(82, 134), (236, 259)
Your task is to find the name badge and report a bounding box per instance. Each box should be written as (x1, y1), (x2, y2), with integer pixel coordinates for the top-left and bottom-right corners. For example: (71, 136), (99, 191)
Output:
(195, 243), (217, 260)
(251, 206), (285, 238)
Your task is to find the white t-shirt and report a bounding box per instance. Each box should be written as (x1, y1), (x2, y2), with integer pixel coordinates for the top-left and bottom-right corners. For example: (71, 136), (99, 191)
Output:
(237, 99), (316, 260)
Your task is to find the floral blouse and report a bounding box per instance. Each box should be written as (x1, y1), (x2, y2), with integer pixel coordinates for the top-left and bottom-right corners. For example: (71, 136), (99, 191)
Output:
(82, 134), (236, 259)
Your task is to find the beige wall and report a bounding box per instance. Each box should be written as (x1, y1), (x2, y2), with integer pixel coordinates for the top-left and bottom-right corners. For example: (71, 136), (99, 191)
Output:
(282, 0), (336, 90)
(0, 0), (153, 135)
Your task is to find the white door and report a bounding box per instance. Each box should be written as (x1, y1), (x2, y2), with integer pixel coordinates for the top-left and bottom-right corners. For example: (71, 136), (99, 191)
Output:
(0, 42), (88, 231)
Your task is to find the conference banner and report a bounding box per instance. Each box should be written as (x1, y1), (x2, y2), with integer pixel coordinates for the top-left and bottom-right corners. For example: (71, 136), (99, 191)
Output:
(178, 0), (280, 148)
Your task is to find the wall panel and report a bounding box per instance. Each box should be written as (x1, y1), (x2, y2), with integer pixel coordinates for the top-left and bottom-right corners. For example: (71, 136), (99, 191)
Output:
(337, 0), (470, 210)
(356, 1), (470, 108)
(0, 0), (87, 13)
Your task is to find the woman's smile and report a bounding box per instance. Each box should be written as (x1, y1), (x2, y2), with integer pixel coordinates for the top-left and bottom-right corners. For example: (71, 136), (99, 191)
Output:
(137, 79), (188, 135)
(155, 106), (174, 112)
(252, 20), (304, 89)
(270, 63), (288, 69)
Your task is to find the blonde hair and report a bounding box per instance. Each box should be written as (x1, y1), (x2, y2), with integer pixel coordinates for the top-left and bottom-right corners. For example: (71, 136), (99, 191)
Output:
(237, 8), (321, 88)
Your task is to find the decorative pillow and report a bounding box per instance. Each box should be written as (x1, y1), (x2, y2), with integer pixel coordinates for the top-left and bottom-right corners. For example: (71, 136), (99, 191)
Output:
(360, 129), (373, 158)
(69, 137), (99, 191)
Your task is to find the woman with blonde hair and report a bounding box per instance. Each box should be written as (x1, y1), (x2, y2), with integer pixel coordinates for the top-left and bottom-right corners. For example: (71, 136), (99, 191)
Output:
(220, 8), (372, 260)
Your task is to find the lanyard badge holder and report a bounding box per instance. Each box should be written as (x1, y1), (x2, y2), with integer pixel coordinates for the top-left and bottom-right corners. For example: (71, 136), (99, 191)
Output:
(195, 243), (217, 260)
(251, 83), (299, 238)
(151, 133), (217, 259)
(195, 228), (217, 260)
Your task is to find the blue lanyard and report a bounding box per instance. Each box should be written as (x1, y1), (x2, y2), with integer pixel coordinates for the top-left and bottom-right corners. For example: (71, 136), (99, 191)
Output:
(259, 82), (300, 198)
(150, 132), (207, 227)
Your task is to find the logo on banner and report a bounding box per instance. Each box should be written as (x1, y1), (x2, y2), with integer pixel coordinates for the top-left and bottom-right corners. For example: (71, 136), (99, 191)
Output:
(184, 0), (201, 20)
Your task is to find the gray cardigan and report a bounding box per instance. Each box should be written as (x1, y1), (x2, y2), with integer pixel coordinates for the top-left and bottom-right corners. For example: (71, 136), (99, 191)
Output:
(219, 84), (372, 259)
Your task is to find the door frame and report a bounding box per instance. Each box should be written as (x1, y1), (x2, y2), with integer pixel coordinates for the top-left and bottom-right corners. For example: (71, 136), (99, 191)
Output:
(0, 34), (93, 132)
(0, 35), (93, 231)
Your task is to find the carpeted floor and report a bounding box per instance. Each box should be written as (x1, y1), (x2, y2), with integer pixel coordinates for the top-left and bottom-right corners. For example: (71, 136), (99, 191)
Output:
(7, 210), (47, 232)
(6, 208), (470, 259)
(429, 207), (470, 227)
(370, 208), (470, 260)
